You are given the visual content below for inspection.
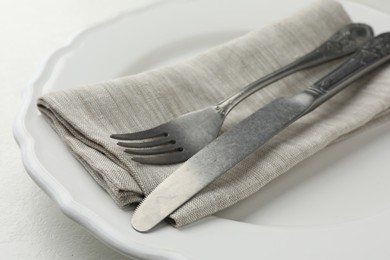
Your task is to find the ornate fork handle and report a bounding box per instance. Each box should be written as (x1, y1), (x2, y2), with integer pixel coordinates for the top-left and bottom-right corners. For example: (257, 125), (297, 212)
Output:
(305, 33), (390, 110)
(216, 23), (373, 116)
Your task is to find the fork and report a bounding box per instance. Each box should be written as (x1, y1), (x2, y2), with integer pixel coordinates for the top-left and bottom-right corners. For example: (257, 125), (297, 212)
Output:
(111, 23), (373, 165)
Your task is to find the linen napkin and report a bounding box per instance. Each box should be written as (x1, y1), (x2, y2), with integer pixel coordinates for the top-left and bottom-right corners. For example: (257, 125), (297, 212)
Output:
(37, 0), (390, 227)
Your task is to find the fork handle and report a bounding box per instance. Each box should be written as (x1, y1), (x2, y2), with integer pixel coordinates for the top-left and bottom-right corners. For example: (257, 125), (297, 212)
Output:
(304, 32), (390, 111)
(216, 23), (373, 116)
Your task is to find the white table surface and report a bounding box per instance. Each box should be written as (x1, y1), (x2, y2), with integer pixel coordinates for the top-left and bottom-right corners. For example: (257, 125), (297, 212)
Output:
(1, 0), (390, 259)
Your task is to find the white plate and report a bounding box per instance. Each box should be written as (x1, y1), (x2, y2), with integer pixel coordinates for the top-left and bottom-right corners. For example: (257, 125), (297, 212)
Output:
(13, 0), (390, 259)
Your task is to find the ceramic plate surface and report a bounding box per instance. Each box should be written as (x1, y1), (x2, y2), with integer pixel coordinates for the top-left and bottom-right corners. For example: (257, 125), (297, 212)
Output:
(14, 0), (390, 259)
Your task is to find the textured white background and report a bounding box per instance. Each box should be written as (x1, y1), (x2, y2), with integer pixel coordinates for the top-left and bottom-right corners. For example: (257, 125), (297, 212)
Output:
(1, 0), (389, 259)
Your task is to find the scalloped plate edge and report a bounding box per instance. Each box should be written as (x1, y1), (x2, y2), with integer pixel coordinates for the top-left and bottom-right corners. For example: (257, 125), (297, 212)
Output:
(12, 0), (188, 259)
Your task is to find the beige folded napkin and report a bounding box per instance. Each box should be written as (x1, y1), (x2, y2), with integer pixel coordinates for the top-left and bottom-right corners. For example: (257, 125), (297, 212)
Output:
(37, 0), (390, 227)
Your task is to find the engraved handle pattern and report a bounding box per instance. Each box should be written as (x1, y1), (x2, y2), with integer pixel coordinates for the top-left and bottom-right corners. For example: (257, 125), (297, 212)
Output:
(305, 33), (390, 106)
(216, 23), (373, 116)
(309, 23), (374, 64)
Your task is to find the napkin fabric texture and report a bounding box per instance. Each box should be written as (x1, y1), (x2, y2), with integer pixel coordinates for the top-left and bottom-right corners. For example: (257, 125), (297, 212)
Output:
(37, 0), (390, 227)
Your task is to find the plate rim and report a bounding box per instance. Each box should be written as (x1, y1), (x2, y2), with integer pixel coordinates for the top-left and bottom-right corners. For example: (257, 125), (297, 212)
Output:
(12, 0), (188, 259)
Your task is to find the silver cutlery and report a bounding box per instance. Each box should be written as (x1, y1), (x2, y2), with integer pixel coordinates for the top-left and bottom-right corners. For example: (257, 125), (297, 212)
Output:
(111, 23), (373, 165)
(131, 33), (390, 232)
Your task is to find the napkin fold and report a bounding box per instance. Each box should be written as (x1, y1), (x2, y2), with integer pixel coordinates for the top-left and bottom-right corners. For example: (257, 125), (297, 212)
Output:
(37, 0), (390, 227)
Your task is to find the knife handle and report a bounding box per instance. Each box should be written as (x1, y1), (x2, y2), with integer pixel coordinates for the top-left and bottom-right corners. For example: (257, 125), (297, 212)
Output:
(216, 23), (373, 116)
(305, 33), (390, 110)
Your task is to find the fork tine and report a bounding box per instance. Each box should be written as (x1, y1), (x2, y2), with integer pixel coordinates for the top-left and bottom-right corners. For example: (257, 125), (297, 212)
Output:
(131, 152), (188, 165)
(110, 126), (167, 141)
(117, 138), (174, 148)
(124, 145), (182, 156)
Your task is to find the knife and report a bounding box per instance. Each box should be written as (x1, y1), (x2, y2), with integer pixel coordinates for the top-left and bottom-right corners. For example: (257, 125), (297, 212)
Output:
(132, 33), (390, 232)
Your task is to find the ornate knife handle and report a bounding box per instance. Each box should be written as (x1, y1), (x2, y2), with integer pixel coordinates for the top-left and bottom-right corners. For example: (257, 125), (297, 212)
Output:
(305, 33), (390, 110)
(216, 23), (373, 116)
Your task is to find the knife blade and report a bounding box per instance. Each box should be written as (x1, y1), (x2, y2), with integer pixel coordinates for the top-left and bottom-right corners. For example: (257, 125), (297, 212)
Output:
(132, 33), (390, 232)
